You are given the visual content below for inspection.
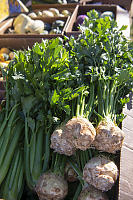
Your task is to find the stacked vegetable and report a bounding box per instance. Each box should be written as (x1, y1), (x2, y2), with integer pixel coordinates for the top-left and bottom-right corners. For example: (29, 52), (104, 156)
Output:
(7, 13), (66, 35)
(0, 9), (133, 200)
(28, 8), (71, 18)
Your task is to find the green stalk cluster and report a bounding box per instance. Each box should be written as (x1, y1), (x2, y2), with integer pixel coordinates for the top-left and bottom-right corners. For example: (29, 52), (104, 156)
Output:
(0, 94), (24, 199)
(1, 147), (24, 200)
(68, 9), (133, 123)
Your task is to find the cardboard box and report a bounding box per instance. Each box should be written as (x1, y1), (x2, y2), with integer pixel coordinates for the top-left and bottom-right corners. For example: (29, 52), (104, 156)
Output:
(64, 4), (130, 38)
(0, 16), (70, 49)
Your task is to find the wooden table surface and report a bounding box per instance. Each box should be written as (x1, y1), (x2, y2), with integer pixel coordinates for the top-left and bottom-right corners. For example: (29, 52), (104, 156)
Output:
(119, 92), (133, 200)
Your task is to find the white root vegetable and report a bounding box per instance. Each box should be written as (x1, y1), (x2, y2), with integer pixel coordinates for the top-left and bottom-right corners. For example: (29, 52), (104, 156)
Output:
(37, 11), (43, 16)
(61, 10), (71, 17)
(28, 12), (37, 18)
(13, 14), (33, 34)
(59, 14), (65, 17)
(42, 10), (54, 17)
(50, 126), (76, 156)
(25, 20), (44, 34)
(92, 118), (125, 153)
(64, 117), (96, 151)
(78, 184), (109, 200)
(83, 156), (118, 192)
(35, 172), (68, 200)
(49, 8), (60, 16)
(100, 11), (114, 19)
(13, 14), (44, 34)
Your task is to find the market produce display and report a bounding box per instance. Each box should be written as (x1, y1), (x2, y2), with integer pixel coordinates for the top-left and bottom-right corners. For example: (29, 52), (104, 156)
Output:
(73, 10), (115, 31)
(28, 8), (71, 17)
(13, 13), (45, 34)
(4, 13), (67, 35)
(0, 9), (133, 200)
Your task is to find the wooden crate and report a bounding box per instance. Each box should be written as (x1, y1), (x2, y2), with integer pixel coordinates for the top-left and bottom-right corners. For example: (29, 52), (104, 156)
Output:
(81, 0), (132, 11)
(0, 16), (70, 49)
(64, 4), (130, 38)
(32, 3), (78, 12)
(29, 3), (77, 23)
(64, 4), (117, 37)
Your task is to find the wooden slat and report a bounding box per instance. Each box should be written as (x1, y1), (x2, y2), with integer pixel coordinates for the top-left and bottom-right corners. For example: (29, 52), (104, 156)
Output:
(119, 93), (133, 200)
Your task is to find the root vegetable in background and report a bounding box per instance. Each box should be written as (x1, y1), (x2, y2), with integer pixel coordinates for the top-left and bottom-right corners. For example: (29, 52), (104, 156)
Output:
(13, 13), (44, 34)
(13, 14), (33, 34)
(28, 12), (37, 18)
(83, 156), (118, 191)
(49, 8), (60, 17)
(75, 15), (88, 30)
(0, 48), (14, 66)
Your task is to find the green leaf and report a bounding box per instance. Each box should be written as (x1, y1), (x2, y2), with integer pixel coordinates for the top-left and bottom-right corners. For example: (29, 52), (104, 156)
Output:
(63, 105), (71, 115)
(119, 25), (127, 31)
(120, 97), (130, 105)
(51, 90), (60, 104)
(118, 70), (130, 83)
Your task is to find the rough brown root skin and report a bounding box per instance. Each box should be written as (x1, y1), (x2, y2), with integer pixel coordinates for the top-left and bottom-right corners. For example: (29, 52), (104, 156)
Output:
(35, 172), (68, 200)
(83, 156), (119, 192)
(50, 127), (76, 156)
(78, 184), (109, 200)
(64, 117), (96, 151)
(92, 118), (125, 153)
